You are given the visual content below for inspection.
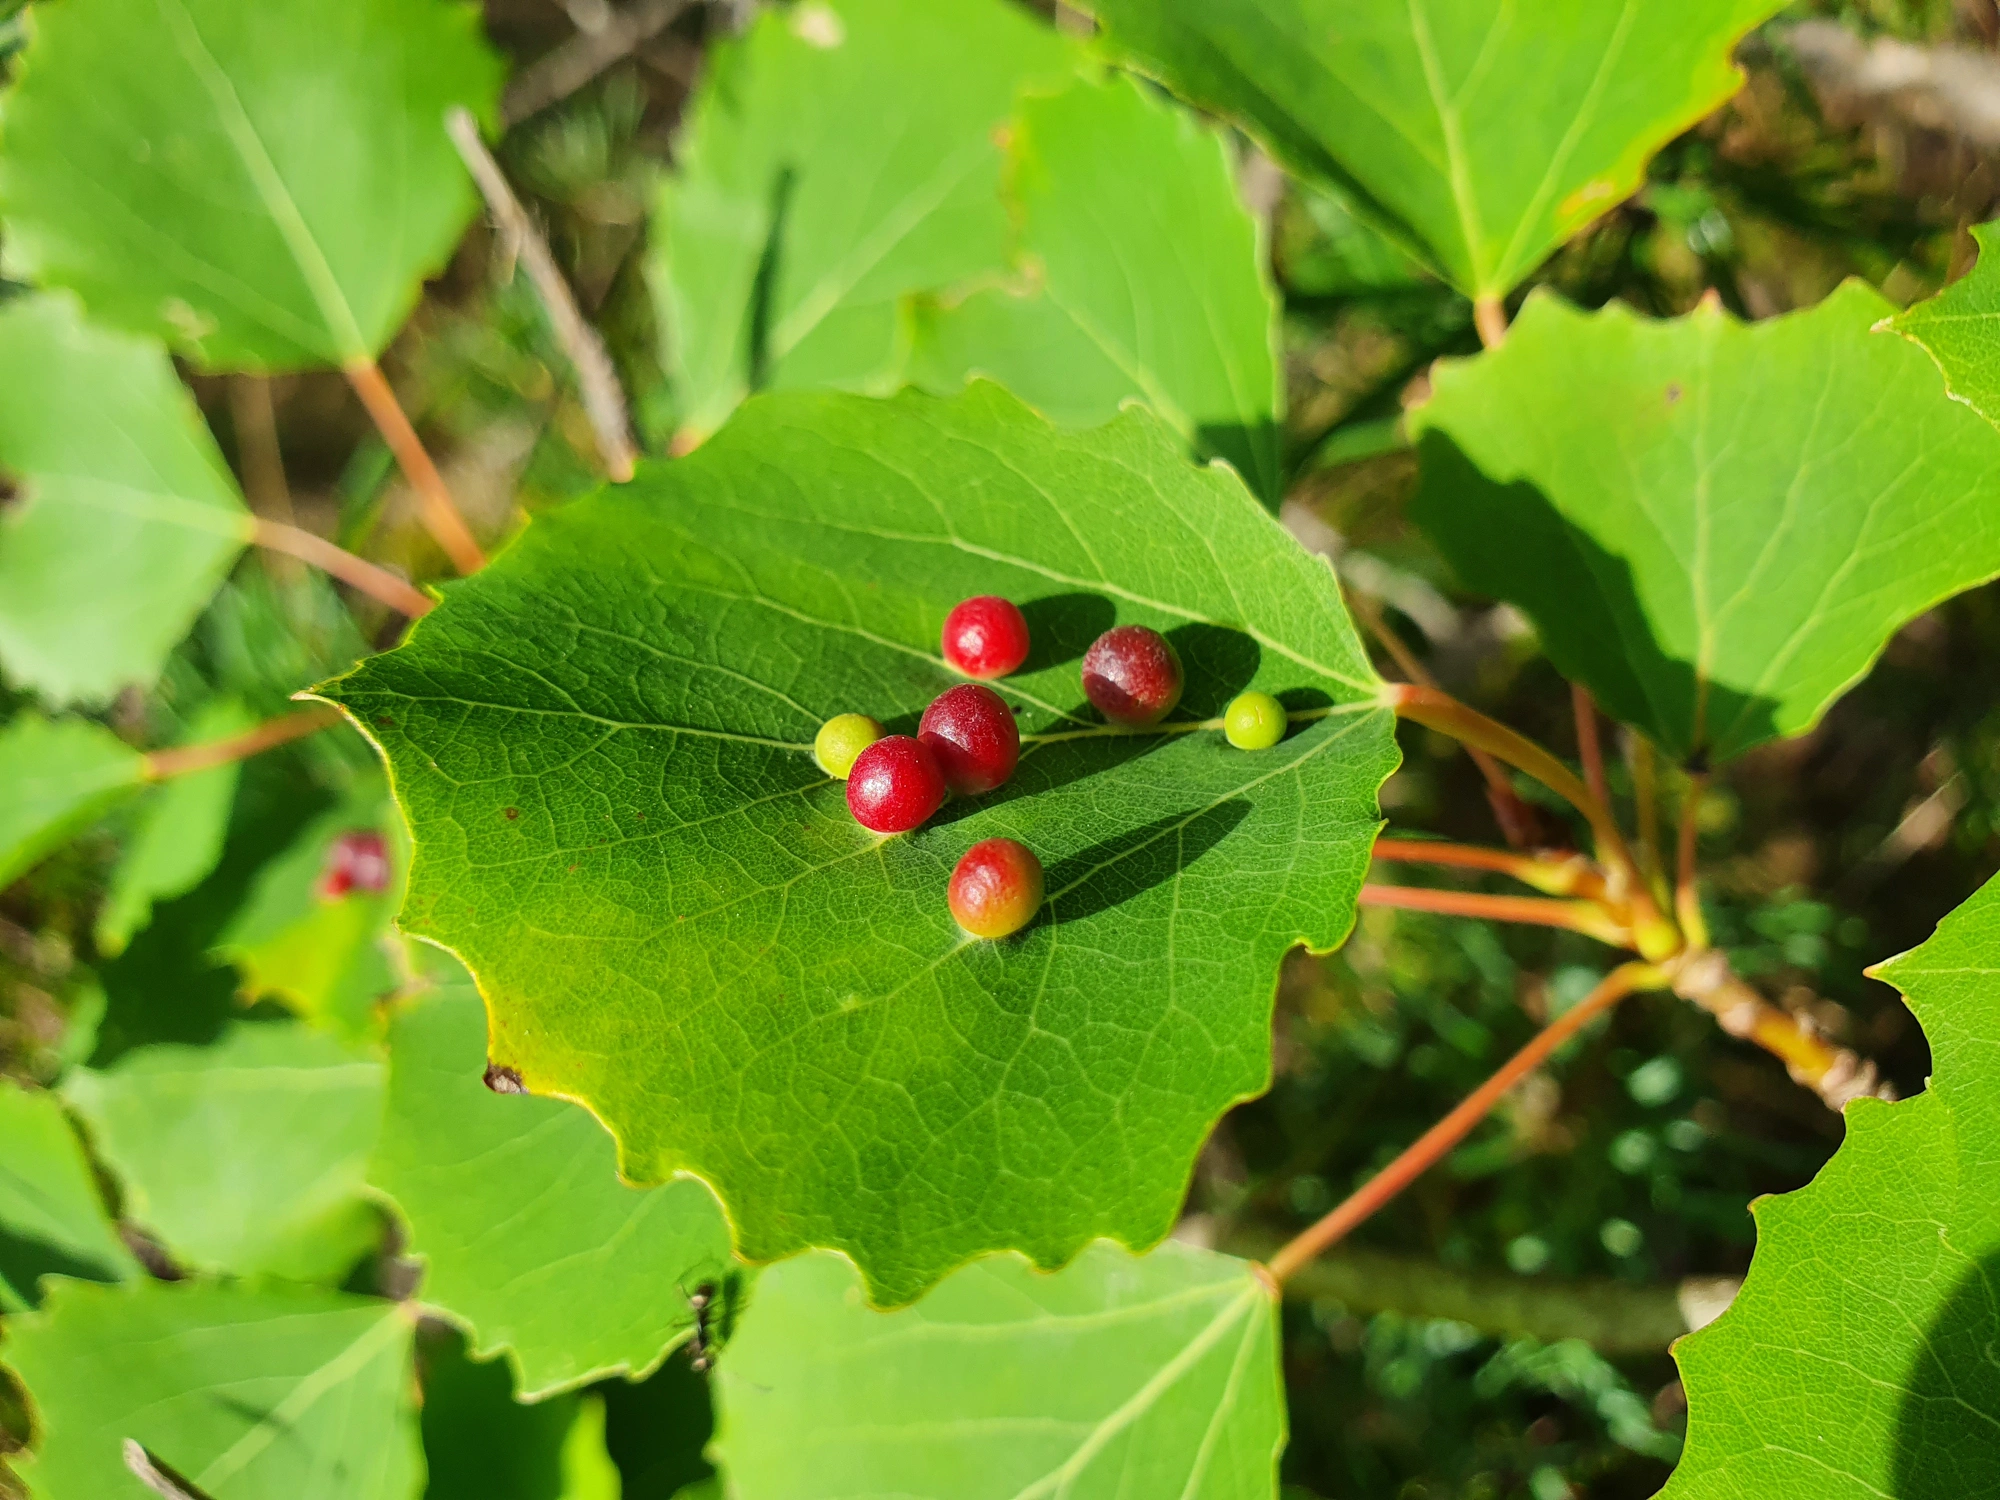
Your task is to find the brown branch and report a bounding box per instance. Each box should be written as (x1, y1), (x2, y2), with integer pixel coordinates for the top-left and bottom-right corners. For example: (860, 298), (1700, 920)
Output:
(227, 376), (293, 525)
(1370, 839), (1602, 898)
(141, 707), (339, 782)
(1357, 884), (1629, 945)
(343, 359), (487, 574)
(503, 0), (691, 125)
(248, 519), (433, 618)
(1267, 962), (1668, 1282)
(1670, 949), (1890, 1110)
(446, 108), (639, 483)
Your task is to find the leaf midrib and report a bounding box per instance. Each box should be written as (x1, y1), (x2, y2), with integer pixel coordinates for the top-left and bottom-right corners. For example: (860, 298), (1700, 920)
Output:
(151, 0), (370, 360)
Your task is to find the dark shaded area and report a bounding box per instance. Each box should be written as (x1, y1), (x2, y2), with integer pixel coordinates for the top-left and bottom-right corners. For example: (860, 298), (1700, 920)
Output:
(1894, 1244), (2000, 1495)
(1165, 620), (1260, 719)
(91, 755), (329, 1064)
(1194, 418), (1285, 511)
(417, 1323), (575, 1500)
(1017, 591), (1115, 674)
(601, 1354), (716, 1497)
(1044, 800), (1249, 924)
(0, 1230), (122, 1308)
(745, 164), (796, 393)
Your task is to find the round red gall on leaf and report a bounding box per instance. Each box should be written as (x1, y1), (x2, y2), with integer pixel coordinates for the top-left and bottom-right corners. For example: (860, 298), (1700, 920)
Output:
(948, 837), (1044, 939)
(941, 595), (1030, 680)
(845, 735), (947, 833)
(1081, 625), (1183, 726)
(918, 683), (1020, 794)
(319, 830), (390, 900)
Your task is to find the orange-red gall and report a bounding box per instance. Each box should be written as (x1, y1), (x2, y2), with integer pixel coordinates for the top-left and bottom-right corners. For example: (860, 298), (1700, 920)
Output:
(948, 837), (1044, 939)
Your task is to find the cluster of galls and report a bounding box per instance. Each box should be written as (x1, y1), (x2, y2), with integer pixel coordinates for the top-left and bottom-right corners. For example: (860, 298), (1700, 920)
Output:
(812, 595), (1291, 940)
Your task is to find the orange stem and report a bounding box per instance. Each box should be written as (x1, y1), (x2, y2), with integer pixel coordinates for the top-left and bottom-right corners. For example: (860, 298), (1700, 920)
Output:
(1676, 776), (1711, 950)
(1370, 839), (1601, 898)
(1573, 684), (1610, 814)
(1267, 962), (1666, 1283)
(249, 519), (433, 618)
(344, 359), (486, 574)
(1357, 884), (1628, 945)
(1348, 592), (1541, 849)
(141, 707), (339, 781)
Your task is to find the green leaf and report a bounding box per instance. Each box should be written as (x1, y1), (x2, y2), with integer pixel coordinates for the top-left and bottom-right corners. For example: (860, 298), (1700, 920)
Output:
(1666, 873), (2000, 1497)
(372, 967), (734, 1398)
(0, 294), (250, 705)
(905, 72), (1284, 502)
(655, 0), (1073, 439)
(95, 700), (254, 957)
(1084, 0), (1781, 299)
(2, 1279), (420, 1500)
(417, 1325), (623, 1500)
(61, 1021), (385, 1284)
(0, 0), (503, 370)
(711, 1240), (1283, 1499)
(319, 383), (1395, 1303)
(1885, 220), (2000, 429)
(1407, 283), (2000, 761)
(654, 0), (1281, 497)
(0, 1082), (137, 1310)
(0, 713), (147, 891)
(214, 776), (409, 1042)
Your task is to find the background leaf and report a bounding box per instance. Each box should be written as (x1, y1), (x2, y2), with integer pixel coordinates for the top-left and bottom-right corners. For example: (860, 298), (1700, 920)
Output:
(61, 1021), (385, 1284)
(1886, 219), (2000, 429)
(0, 714), (146, 891)
(1083, 0), (1780, 298)
(214, 775), (410, 1043)
(321, 383), (1395, 1304)
(0, 1082), (137, 1311)
(907, 73), (1284, 502)
(1407, 283), (2000, 760)
(1666, 873), (2000, 1497)
(417, 1325), (622, 1500)
(0, 294), (250, 705)
(654, 0), (1281, 497)
(2, 1280), (420, 1500)
(654, 0), (1073, 439)
(711, 1240), (1283, 1499)
(372, 965), (735, 1399)
(0, 0), (503, 369)
(95, 699), (254, 957)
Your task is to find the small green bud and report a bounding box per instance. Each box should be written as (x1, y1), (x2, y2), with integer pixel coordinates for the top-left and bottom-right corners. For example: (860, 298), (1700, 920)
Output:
(814, 713), (884, 779)
(1223, 691), (1286, 750)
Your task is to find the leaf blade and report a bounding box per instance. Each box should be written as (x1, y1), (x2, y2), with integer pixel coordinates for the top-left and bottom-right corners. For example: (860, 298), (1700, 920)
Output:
(321, 383), (1394, 1302)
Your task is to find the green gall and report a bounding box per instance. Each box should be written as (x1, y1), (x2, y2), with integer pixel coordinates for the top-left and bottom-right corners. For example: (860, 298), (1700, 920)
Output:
(1223, 691), (1286, 750)
(813, 713), (884, 779)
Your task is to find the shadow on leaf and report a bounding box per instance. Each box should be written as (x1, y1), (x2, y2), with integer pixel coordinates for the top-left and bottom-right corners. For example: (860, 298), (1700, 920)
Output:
(1044, 800), (1250, 924)
(1893, 1240), (2000, 1493)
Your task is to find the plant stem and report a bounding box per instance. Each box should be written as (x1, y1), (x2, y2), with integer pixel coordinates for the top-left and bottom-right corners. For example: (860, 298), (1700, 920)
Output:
(1630, 732), (1659, 877)
(343, 359), (487, 574)
(1472, 296), (1509, 349)
(141, 706), (340, 781)
(1347, 588), (1541, 849)
(1370, 839), (1602, 898)
(1385, 683), (1629, 866)
(1676, 774), (1709, 949)
(1265, 961), (1666, 1284)
(1357, 884), (1628, 944)
(1669, 949), (1886, 1110)
(446, 108), (639, 483)
(1573, 684), (1610, 813)
(248, 519), (434, 617)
